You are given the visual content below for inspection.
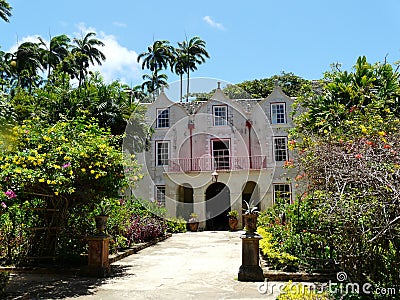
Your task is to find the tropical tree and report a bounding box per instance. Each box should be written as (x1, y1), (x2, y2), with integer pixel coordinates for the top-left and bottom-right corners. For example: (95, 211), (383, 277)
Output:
(0, 49), (12, 91)
(38, 34), (71, 80)
(171, 48), (186, 102)
(0, 0), (12, 22)
(71, 32), (105, 87)
(137, 39), (174, 97)
(177, 36), (210, 102)
(141, 72), (168, 101)
(8, 42), (43, 92)
(137, 40), (174, 77)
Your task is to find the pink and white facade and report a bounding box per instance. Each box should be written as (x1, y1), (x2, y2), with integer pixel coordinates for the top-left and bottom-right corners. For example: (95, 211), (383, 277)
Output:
(133, 84), (296, 230)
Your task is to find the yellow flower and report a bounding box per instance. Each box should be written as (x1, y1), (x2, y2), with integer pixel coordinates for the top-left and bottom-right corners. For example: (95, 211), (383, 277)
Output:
(90, 170), (95, 174)
(95, 174), (100, 179)
(39, 178), (45, 182)
(54, 191), (59, 196)
(81, 168), (86, 173)
(69, 170), (73, 176)
(47, 180), (51, 185)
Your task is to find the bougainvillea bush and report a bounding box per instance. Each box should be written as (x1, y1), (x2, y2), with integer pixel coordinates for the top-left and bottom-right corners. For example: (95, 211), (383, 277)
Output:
(0, 115), (141, 262)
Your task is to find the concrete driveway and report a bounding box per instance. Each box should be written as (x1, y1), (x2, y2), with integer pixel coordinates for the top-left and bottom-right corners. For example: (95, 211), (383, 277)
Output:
(5, 231), (280, 299)
(69, 230), (277, 300)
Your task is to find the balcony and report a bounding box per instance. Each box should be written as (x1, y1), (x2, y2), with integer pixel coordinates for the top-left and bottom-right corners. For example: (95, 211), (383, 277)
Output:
(168, 155), (267, 172)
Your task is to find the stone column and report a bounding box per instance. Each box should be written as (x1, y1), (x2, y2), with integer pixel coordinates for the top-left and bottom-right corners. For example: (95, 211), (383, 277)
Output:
(86, 233), (112, 277)
(238, 233), (264, 282)
(193, 187), (206, 229)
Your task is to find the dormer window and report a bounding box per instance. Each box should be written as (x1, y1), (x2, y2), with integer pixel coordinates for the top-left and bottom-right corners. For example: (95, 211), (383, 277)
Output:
(271, 103), (286, 124)
(213, 105), (227, 126)
(156, 108), (170, 128)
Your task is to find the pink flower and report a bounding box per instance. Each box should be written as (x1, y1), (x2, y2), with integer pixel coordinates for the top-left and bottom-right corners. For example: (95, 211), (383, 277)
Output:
(62, 162), (71, 168)
(1, 202), (6, 209)
(5, 190), (16, 199)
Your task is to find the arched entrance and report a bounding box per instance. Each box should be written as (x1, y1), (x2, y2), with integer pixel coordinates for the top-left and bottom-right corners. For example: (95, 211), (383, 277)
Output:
(206, 182), (230, 230)
(242, 181), (260, 210)
(176, 184), (193, 220)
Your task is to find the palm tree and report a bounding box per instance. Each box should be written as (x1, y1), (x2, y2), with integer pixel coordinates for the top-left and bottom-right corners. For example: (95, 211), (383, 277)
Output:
(8, 42), (43, 92)
(137, 40), (174, 84)
(38, 34), (71, 80)
(0, 50), (12, 91)
(71, 32), (105, 87)
(141, 72), (168, 101)
(171, 48), (186, 102)
(0, 0), (12, 23)
(178, 36), (210, 102)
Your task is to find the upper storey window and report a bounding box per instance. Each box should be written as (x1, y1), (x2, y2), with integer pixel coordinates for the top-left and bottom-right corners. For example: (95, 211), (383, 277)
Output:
(213, 105), (227, 126)
(271, 103), (286, 124)
(156, 108), (170, 128)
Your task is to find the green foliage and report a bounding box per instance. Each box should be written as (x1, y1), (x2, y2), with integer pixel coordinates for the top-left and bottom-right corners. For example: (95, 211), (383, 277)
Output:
(0, 116), (142, 261)
(227, 210), (238, 218)
(276, 281), (331, 300)
(237, 71), (311, 98)
(257, 227), (299, 271)
(291, 56), (400, 297)
(166, 217), (187, 233)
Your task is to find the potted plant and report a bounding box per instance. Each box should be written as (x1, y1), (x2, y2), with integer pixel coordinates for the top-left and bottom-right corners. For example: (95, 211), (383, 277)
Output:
(188, 212), (199, 232)
(227, 210), (239, 231)
(94, 198), (113, 233)
(242, 200), (259, 234)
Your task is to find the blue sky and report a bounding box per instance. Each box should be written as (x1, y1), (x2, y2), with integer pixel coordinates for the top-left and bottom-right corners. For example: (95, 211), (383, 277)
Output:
(1, 0), (400, 88)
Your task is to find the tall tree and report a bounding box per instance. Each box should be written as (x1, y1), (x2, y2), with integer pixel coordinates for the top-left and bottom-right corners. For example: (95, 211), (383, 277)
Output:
(178, 36), (210, 102)
(171, 48), (186, 102)
(8, 42), (43, 92)
(71, 32), (105, 87)
(141, 72), (168, 101)
(0, 0), (12, 22)
(137, 40), (174, 94)
(38, 34), (71, 80)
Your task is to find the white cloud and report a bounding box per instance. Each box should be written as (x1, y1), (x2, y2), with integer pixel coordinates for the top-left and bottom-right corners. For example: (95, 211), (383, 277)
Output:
(203, 16), (225, 30)
(8, 35), (42, 53)
(7, 24), (142, 85)
(113, 21), (127, 28)
(74, 23), (142, 84)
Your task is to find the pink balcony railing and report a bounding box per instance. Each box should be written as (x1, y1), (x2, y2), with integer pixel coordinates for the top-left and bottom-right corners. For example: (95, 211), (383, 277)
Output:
(168, 156), (267, 172)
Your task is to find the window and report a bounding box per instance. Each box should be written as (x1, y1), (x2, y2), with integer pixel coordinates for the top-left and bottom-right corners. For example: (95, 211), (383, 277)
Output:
(213, 105), (227, 126)
(155, 186), (166, 206)
(274, 137), (288, 161)
(156, 108), (169, 128)
(156, 141), (169, 166)
(212, 140), (230, 169)
(271, 103), (286, 124)
(273, 184), (291, 204)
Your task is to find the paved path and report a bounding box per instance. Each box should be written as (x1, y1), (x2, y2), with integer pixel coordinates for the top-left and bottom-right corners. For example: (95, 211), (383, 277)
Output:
(5, 231), (281, 299)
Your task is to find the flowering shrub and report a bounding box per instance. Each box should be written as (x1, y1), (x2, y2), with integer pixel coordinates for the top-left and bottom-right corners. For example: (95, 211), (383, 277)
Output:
(0, 115), (142, 262)
(126, 215), (166, 244)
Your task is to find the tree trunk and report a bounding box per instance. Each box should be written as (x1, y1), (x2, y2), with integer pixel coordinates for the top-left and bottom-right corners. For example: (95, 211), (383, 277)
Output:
(186, 69), (190, 102)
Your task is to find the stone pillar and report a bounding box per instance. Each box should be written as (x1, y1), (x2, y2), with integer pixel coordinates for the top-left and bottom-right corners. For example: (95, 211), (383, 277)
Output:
(86, 233), (112, 277)
(193, 187), (206, 229)
(238, 233), (264, 282)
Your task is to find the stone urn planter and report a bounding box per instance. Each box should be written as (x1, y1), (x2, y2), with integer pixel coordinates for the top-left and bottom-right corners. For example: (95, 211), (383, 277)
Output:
(243, 200), (259, 235)
(94, 215), (109, 233)
(188, 213), (199, 232)
(243, 214), (258, 234)
(227, 210), (239, 231)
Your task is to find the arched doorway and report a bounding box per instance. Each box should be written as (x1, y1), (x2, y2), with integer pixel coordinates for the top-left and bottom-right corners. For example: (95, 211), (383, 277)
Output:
(206, 182), (230, 230)
(242, 181), (260, 210)
(176, 184), (193, 220)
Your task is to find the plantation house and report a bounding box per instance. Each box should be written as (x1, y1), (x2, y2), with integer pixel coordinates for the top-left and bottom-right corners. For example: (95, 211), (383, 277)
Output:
(133, 83), (297, 230)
